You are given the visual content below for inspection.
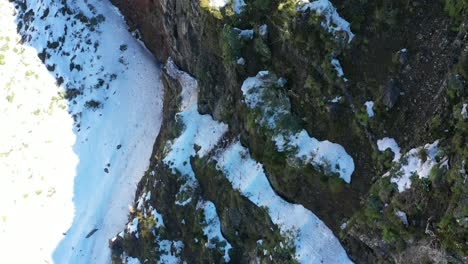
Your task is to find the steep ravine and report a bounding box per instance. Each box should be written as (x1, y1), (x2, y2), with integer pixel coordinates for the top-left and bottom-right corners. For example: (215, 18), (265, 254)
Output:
(110, 0), (467, 263)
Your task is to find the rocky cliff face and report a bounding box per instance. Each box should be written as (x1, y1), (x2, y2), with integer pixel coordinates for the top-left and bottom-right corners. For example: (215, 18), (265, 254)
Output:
(109, 0), (467, 263)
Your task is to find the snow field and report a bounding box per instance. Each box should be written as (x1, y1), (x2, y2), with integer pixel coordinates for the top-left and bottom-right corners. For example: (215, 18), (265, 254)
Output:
(1, 0), (164, 263)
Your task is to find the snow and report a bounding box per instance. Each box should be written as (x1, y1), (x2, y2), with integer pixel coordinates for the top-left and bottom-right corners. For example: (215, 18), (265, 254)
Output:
(127, 218), (139, 234)
(242, 71), (355, 182)
(241, 71), (292, 130)
(207, 0), (245, 13)
(235, 28), (255, 40)
(163, 59), (228, 204)
(330, 96), (342, 103)
(377, 137), (401, 162)
(237, 57), (246, 65)
(259, 24), (268, 37)
(165, 59), (198, 111)
(462, 103), (467, 120)
(233, 0), (247, 14)
(241, 71), (272, 109)
(158, 240), (184, 264)
(151, 208), (165, 228)
(331, 58), (344, 77)
(214, 141), (353, 264)
(388, 141), (440, 192)
(199, 201), (233, 262)
(365, 101), (375, 118)
(340, 222), (348, 230)
(145, 191), (152, 201)
(279, 131), (355, 183)
(137, 192), (150, 210)
(126, 256), (142, 264)
(395, 210), (408, 226)
(208, 0), (230, 9)
(298, 0), (355, 43)
(161, 60), (233, 258)
(0, 1), (163, 263)
(121, 193), (181, 264)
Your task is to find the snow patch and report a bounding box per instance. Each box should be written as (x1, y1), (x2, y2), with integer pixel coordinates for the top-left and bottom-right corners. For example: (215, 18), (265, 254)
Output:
(259, 24), (268, 37)
(242, 71), (355, 182)
(214, 141), (353, 263)
(331, 58), (344, 77)
(377, 137), (401, 162)
(125, 256), (141, 264)
(233, 0), (247, 14)
(163, 60), (228, 204)
(158, 240), (184, 264)
(127, 218), (139, 234)
(208, 0), (230, 9)
(235, 28), (255, 40)
(279, 131), (355, 183)
(298, 0), (355, 43)
(395, 210), (408, 226)
(462, 103), (467, 120)
(330, 96), (342, 103)
(199, 201), (232, 262)
(388, 141), (441, 192)
(237, 57), (246, 65)
(151, 208), (165, 228)
(365, 101), (375, 118)
(207, 0), (245, 13)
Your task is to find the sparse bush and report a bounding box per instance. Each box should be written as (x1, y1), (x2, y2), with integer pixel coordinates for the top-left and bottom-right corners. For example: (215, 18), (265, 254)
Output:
(85, 100), (101, 109)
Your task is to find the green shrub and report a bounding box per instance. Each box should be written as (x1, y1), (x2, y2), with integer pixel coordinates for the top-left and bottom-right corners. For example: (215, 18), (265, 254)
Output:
(444, 0), (467, 23)
(220, 26), (242, 64)
(429, 166), (446, 187)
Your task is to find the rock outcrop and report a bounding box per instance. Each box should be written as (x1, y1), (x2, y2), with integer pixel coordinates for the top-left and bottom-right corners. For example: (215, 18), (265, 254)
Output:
(110, 0), (467, 263)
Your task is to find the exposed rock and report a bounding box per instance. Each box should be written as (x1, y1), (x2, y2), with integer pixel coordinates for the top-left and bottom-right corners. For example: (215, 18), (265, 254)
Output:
(109, 0), (468, 263)
(382, 79), (401, 109)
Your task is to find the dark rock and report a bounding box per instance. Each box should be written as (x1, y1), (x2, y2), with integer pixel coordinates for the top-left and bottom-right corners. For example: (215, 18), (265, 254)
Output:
(47, 41), (60, 49)
(85, 228), (98, 238)
(399, 49), (408, 65)
(325, 102), (345, 120)
(459, 49), (468, 78)
(109, 234), (124, 257)
(382, 79), (401, 109)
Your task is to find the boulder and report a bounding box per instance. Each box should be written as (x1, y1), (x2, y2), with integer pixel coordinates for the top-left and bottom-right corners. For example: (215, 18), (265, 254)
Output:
(382, 79), (401, 109)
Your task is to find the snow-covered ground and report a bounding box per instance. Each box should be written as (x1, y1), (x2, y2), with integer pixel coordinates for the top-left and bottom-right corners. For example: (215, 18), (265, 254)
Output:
(378, 138), (447, 192)
(0, 1), (163, 263)
(386, 141), (445, 192)
(215, 141), (353, 263)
